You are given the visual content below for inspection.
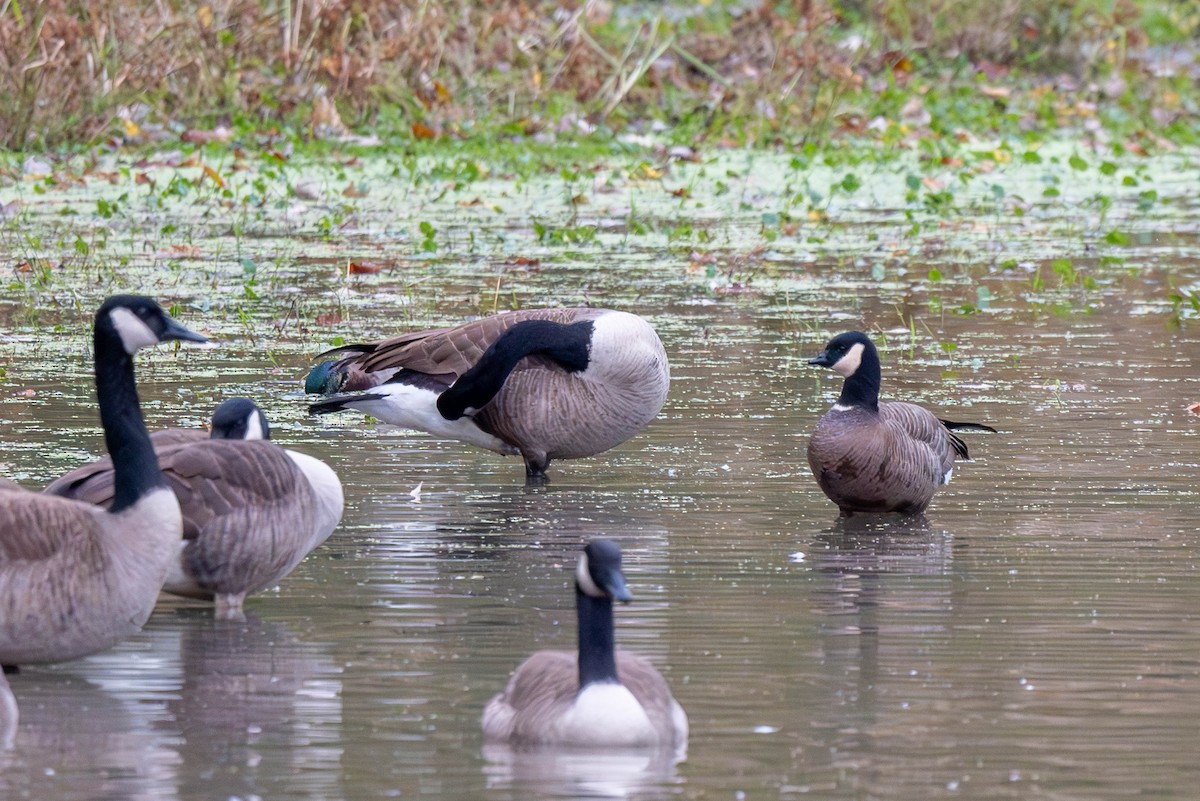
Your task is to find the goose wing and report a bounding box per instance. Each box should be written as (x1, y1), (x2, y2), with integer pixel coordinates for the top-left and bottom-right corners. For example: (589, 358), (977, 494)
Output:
(482, 649), (578, 742)
(46, 440), (310, 542)
(42, 428), (206, 504)
(149, 428), (209, 448)
(0, 489), (104, 563)
(159, 440), (318, 595)
(879, 401), (959, 476)
(333, 308), (606, 379)
(156, 440), (308, 537)
(617, 651), (688, 744)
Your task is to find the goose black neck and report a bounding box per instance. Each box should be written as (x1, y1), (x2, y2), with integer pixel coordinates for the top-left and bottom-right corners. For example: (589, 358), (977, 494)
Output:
(437, 319), (593, 420)
(576, 586), (619, 688)
(838, 343), (882, 413)
(94, 324), (165, 513)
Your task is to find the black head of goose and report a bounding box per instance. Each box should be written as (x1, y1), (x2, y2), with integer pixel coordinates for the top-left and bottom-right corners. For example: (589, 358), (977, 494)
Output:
(0, 295), (207, 669)
(481, 539), (688, 749)
(305, 308), (670, 482)
(807, 331), (996, 516)
(44, 397), (343, 618)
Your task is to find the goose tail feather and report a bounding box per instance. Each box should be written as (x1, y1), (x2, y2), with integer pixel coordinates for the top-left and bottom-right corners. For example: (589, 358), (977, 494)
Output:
(939, 419), (998, 434)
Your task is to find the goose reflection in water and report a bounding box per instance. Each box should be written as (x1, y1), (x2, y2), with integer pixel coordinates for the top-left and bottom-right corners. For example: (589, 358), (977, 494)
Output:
(168, 610), (344, 801)
(481, 742), (684, 800)
(0, 611), (344, 801)
(0, 668), (178, 800)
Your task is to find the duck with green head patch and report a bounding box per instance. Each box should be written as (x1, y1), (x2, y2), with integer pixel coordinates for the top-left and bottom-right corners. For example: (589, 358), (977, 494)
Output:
(306, 308), (669, 482)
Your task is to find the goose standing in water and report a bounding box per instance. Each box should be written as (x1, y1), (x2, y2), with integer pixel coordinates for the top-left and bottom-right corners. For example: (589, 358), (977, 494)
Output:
(807, 331), (995, 515)
(45, 397), (343, 618)
(306, 308), (669, 481)
(0, 295), (207, 669)
(482, 539), (688, 749)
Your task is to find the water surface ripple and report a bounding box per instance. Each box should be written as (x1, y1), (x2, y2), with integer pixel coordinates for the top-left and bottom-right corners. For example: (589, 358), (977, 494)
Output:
(0, 148), (1198, 800)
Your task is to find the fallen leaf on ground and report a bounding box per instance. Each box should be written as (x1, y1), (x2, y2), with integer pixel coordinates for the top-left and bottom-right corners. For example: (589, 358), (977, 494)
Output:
(181, 127), (232, 144)
(201, 164), (225, 188)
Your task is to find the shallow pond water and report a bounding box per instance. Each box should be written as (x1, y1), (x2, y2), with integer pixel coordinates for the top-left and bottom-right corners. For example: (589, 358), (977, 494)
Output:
(1, 143), (1199, 800)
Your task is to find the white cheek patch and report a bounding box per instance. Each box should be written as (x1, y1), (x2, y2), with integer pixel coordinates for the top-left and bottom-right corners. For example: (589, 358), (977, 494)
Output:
(109, 307), (160, 353)
(575, 552), (605, 598)
(831, 342), (865, 378)
(243, 411), (266, 441)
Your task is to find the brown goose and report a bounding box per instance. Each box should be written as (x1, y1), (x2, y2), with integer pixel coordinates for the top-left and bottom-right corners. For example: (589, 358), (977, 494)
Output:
(306, 308), (670, 481)
(0, 295), (207, 669)
(44, 398), (343, 618)
(807, 331), (995, 515)
(482, 539), (688, 749)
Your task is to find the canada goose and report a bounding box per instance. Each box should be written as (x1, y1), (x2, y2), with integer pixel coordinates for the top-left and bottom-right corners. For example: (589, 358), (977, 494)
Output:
(0, 295), (207, 669)
(482, 539), (688, 749)
(306, 308), (670, 481)
(44, 398), (343, 618)
(807, 331), (995, 515)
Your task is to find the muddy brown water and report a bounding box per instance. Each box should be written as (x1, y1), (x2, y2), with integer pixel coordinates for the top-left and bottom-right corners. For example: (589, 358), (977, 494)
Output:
(1, 147), (1199, 799)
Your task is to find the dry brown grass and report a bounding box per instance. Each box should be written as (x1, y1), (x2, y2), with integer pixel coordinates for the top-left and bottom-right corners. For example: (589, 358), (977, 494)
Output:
(0, 0), (1187, 149)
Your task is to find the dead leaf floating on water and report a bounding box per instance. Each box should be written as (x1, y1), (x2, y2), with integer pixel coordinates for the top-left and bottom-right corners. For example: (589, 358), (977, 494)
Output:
(200, 164), (225, 189)
(1187, 403), (1200, 416)
(412, 122), (438, 140)
(155, 244), (201, 259)
(347, 261), (384, 275)
(181, 127), (232, 144)
(293, 179), (323, 201)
